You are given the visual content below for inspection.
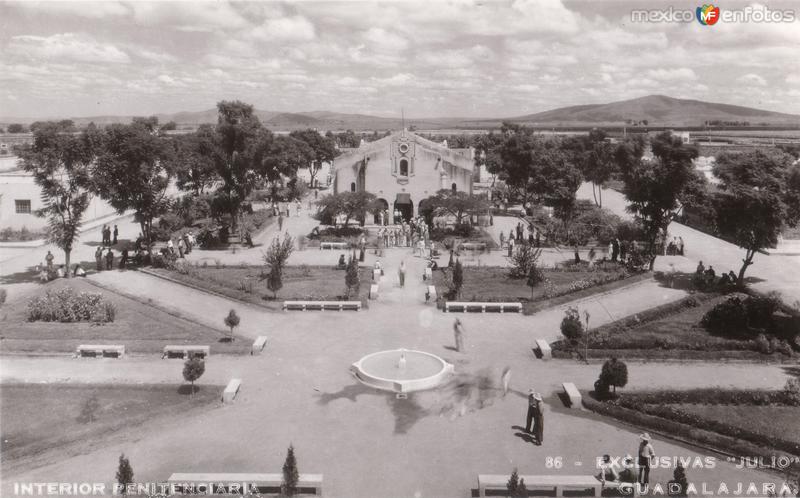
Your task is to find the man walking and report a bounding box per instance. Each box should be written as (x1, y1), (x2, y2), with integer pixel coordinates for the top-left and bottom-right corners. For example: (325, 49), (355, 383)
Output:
(637, 433), (656, 486)
(453, 318), (465, 352)
(113, 225), (118, 245)
(105, 248), (114, 270)
(533, 393), (544, 445)
(278, 214), (284, 231)
(45, 250), (54, 270)
(398, 260), (406, 288)
(95, 247), (104, 272)
(525, 390), (538, 434)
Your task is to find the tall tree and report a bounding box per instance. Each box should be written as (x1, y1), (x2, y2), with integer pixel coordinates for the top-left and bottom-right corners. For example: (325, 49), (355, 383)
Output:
(576, 129), (617, 207)
(256, 135), (314, 200)
(712, 149), (800, 283)
(282, 444), (300, 497)
(345, 253), (360, 299)
(289, 129), (338, 187)
(19, 122), (96, 275)
(620, 132), (702, 270)
(315, 191), (378, 227)
(92, 118), (173, 247)
(419, 189), (490, 226)
(262, 232), (295, 298)
(170, 124), (218, 195)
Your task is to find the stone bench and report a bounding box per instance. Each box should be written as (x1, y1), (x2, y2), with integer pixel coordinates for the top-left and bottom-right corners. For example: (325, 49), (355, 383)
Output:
(461, 242), (487, 252)
(167, 473), (323, 496)
(562, 381), (582, 408)
(320, 241), (349, 250)
(423, 267), (432, 281)
(251, 336), (267, 355)
(162, 345), (210, 359)
(444, 301), (522, 313)
(426, 285), (437, 303)
(369, 283), (379, 300)
(76, 344), (125, 358)
(478, 474), (601, 497)
(535, 339), (552, 360)
(283, 300), (361, 311)
(223, 378), (241, 404)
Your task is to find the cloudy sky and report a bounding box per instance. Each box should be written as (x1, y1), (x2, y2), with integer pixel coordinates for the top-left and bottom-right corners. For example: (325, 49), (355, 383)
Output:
(1, 0), (799, 119)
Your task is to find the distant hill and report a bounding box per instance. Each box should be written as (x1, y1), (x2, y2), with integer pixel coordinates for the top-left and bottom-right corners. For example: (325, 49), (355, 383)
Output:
(3, 95), (799, 130)
(499, 95), (800, 127)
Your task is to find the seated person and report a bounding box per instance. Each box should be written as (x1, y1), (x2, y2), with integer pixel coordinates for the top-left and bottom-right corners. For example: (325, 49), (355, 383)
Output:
(596, 454), (620, 485)
(337, 254), (346, 269)
(73, 264), (86, 277)
(618, 456), (637, 484)
(427, 258), (438, 271)
(696, 261), (705, 274)
(718, 272), (730, 286)
(56, 265), (66, 278)
(39, 268), (50, 283)
(728, 270), (737, 284)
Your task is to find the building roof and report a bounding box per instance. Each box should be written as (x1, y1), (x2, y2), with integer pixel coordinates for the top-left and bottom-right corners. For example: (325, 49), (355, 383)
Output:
(333, 129), (474, 173)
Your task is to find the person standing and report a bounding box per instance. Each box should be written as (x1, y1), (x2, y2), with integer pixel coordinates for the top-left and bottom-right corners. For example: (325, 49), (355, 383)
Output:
(45, 250), (54, 270)
(113, 225), (119, 245)
(120, 248), (129, 269)
(525, 390), (537, 433)
(453, 318), (465, 352)
(398, 261), (406, 287)
(501, 367), (511, 397)
(532, 392), (544, 445)
(100, 225), (107, 245)
(637, 433), (656, 486)
(508, 237), (515, 258)
(611, 238), (620, 262)
(278, 213), (284, 231)
(95, 247), (104, 272)
(499, 231), (505, 249)
(678, 236), (685, 256)
(178, 237), (186, 258)
(105, 248), (114, 270)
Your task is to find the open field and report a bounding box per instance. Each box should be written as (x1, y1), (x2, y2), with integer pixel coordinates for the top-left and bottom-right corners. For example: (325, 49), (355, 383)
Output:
(1, 383), (222, 465)
(0, 278), (251, 355)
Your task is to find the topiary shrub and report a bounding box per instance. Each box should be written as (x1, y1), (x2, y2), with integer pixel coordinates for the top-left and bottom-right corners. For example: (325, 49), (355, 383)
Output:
(560, 306), (584, 344)
(701, 296), (749, 337)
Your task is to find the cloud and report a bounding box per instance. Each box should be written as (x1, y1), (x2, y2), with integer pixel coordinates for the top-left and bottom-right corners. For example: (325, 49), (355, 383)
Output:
(251, 16), (316, 42)
(511, 84), (540, 92)
(362, 28), (409, 53)
(371, 73), (415, 86)
(737, 73), (767, 86)
(7, 33), (130, 64)
(786, 73), (800, 85)
(645, 68), (698, 82)
(129, 2), (248, 31)
(157, 74), (186, 87)
(16, 1), (129, 19)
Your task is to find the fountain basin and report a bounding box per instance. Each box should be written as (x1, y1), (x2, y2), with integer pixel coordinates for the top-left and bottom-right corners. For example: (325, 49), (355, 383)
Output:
(350, 349), (454, 393)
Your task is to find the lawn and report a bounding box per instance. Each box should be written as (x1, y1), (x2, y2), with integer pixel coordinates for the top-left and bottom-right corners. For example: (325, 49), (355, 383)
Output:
(676, 404), (800, 447)
(147, 264), (372, 309)
(431, 264), (632, 305)
(0, 278), (251, 355)
(1, 383), (221, 464)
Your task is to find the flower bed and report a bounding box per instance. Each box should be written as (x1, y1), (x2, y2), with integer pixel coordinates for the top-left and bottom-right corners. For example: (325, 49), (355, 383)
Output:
(27, 287), (116, 323)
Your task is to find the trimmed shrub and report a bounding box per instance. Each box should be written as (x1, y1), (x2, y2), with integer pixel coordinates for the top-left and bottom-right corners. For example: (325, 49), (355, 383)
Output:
(27, 287), (115, 323)
(560, 306), (584, 343)
(701, 295), (749, 337)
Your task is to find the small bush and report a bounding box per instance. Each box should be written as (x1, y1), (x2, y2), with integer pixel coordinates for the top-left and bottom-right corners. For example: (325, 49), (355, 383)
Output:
(27, 287), (115, 323)
(0, 288), (7, 306)
(701, 296), (749, 337)
(560, 306), (584, 343)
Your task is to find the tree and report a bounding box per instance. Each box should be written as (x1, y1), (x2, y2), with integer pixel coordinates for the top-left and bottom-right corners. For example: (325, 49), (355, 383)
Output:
(290, 129), (338, 187)
(451, 259), (464, 299)
(419, 189), (490, 226)
(116, 453), (134, 493)
(345, 254), (360, 299)
(7, 123), (27, 133)
(620, 132), (703, 270)
(170, 125), (218, 195)
(160, 120), (177, 131)
(526, 264), (543, 299)
(600, 357), (628, 394)
(712, 149), (800, 284)
(315, 191), (378, 226)
(507, 468), (527, 497)
(282, 444), (300, 497)
(579, 130), (617, 207)
(92, 118), (173, 246)
(509, 243), (542, 279)
(668, 463), (689, 497)
(224, 309), (240, 341)
(263, 232), (295, 298)
(560, 306), (584, 343)
(256, 135), (314, 194)
(19, 122), (96, 275)
(182, 357), (205, 395)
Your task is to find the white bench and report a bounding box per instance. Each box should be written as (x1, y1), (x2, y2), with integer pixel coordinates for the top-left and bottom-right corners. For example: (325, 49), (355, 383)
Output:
(223, 378), (242, 404)
(423, 267), (432, 281)
(167, 473), (323, 496)
(251, 336), (267, 355)
(535, 339), (552, 360)
(478, 474), (600, 497)
(76, 344), (125, 358)
(426, 285), (437, 303)
(562, 382), (582, 408)
(283, 300), (361, 311)
(162, 345), (210, 359)
(461, 242), (487, 252)
(444, 301), (522, 313)
(369, 283), (379, 300)
(320, 241), (349, 250)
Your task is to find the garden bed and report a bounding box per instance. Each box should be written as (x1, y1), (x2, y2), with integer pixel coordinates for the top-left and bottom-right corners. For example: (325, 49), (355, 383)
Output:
(146, 264), (371, 310)
(583, 388), (800, 473)
(0, 278), (250, 355)
(0, 227), (47, 243)
(431, 263), (639, 314)
(551, 292), (797, 360)
(1, 383), (222, 464)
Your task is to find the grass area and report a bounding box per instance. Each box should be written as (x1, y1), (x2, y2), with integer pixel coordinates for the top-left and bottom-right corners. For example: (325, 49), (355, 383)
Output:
(0, 278), (251, 355)
(431, 264), (632, 308)
(147, 265), (372, 309)
(676, 404), (800, 447)
(1, 383), (221, 463)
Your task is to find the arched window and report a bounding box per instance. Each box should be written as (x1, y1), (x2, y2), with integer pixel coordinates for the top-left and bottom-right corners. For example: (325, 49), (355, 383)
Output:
(399, 159), (409, 176)
(451, 182), (457, 193)
(350, 182), (356, 192)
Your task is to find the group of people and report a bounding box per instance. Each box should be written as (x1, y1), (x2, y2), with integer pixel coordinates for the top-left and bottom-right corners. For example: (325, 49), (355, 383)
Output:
(500, 221), (540, 252)
(38, 250), (88, 281)
(100, 224), (118, 247)
(666, 236), (686, 256)
(696, 260), (738, 287)
(596, 433), (658, 489)
(166, 232), (196, 259)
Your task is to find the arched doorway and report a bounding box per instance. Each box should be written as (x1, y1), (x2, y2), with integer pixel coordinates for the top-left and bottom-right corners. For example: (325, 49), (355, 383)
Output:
(374, 198), (389, 225)
(394, 193), (413, 223)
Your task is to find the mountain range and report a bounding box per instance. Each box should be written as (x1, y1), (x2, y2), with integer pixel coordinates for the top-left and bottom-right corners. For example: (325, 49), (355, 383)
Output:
(3, 95), (799, 130)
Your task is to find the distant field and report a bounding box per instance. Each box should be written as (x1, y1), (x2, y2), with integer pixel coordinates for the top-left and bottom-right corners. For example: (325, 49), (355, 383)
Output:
(694, 129), (800, 139)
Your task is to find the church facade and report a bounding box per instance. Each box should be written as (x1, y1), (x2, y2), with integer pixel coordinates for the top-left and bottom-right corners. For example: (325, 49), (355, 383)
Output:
(331, 130), (475, 224)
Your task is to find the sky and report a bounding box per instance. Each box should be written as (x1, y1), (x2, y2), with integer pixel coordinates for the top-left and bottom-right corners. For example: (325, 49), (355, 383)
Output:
(1, 0), (799, 119)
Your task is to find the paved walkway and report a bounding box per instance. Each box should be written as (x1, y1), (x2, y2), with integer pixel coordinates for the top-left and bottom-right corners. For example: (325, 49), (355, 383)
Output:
(577, 183), (800, 303)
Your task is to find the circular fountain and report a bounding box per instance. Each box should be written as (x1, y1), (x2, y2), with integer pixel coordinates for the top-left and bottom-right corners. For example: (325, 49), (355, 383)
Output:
(350, 348), (454, 394)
